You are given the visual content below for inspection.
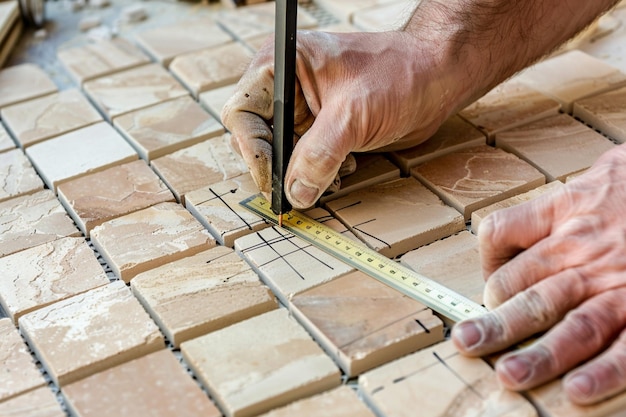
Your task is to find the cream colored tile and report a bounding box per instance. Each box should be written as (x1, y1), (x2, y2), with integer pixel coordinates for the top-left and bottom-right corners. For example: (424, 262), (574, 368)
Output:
(0, 89), (102, 149)
(0, 63), (57, 109)
(412, 145), (546, 221)
(181, 309), (341, 417)
(91, 202), (215, 282)
(0, 237), (109, 323)
(198, 83), (237, 120)
(0, 148), (44, 203)
(314, 0), (399, 22)
(131, 246), (276, 347)
(19, 281), (164, 387)
(352, 1), (420, 31)
(0, 189), (80, 258)
(63, 349), (221, 417)
(0, 386), (65, 417)
(495, 114), (615, 182)
(0, 121), (16, 153)
(241, 33), (271, 52)
(26, 122), (138, 192)
(573, 85), (626, 143)
(57, 160), (174, 237)
(83, 63), (189, 120)
(291, 270), (444, 376)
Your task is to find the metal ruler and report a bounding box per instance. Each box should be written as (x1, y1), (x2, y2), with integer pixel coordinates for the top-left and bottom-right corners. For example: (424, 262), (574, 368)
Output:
(240, 194), (488, 323)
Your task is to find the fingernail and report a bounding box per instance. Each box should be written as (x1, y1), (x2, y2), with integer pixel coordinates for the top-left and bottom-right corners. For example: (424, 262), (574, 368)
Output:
(565, 373), (595, 399)
(500, 356), (532, 384)
(289, 179), (319, 207)
(454, 321), (483, 350)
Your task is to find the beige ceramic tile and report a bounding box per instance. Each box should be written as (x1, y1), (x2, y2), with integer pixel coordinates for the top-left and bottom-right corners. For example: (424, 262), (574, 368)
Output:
(0, 122), (15, 153)
(83, 63), (189, 120)
(290, 270), (444, 376)
(91, 202), (215, 282)
(0, 237), (109, 323)
(198, 83), (237, 120)
(471, 181), (564, 234)
(573, 85), (626, 143)
(325, 177), (465, 257)
(400, 231), (484, 305)
(114, 96), (224, 161)
(57, 160), (174, 237)
(169, 42), (253, 97)
(517, 50), (626, 113)
(181, 308), (341, 417)
(495, 114), (615, 182)
(63, 349), (221, 417)
(388, 115), (486, 175)
(352, 1), (420, 31)
(314, 0), (399, 22)
(0, 148), (44, 203)
(134, 17), (233, 66)
(0, 386), (65, 417)
(0, 63), (57, 109)
(241, 33), (271, 52)
(0, 89), (103, 148)
(19, 281), (164, 387)
(412, 145), (546, 221)
(56, 38), (150, 85)
(150, 133), (248, 204)
(359, 340), (538, 417)
(26, 122), (138, 191)
(0, 318), (46, 402)
(0, 189), (80, 258)
(131, 245), (276, 347)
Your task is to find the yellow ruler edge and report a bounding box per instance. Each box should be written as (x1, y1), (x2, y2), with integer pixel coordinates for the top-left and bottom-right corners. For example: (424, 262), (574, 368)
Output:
(240, 194), (488, 323)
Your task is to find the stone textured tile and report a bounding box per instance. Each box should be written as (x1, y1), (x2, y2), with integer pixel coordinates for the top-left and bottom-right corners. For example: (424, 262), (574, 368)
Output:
(19, 281), (164, 387)
(83, 63), (189, 120)
(313, 0), (398, 22)
(388, 115), (485, 175)
(26, 122), (138, 191)
(0, 89), (103, 148)
(411, 145), (546, 221)
(0, 120), (16, 153)
(0, 237), (109, 323)
(181, 308), (341, 417)
(198, 83), (237, 120)
(134, 17), (233, 66)
(63, 349), (221, 417)
(517, 50), (626, 113)
(359, 340), (538, 417)
(352, 1), (420, 32)
(0, 318), (46, 402)
(114, 96), (224, 161)
(573, 85), (626, 143)
(400, 231), (484, 305)
(131, 245), (276, 347)
(169, 42), (253, 97)
(291, 270), (444, 376)
(0, 148), (44, 203)
(0, 63), (57, 109)
(471, 181), (564, 234)
(325, 177), (465, 258)
(150, 133), (248, 205)
(460, 79), (561, 142)
(91, 202), (216, 282)
(57, 160), (174, 237)
(495, 114), (615, 182)
(0, 189), (79, 258)
(185, 173), (269, 247)
(0, 386), (65, 417)
(56, 38), (150, 85)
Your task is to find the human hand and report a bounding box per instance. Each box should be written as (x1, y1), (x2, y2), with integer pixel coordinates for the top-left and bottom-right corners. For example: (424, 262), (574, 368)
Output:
(452, 144), (626, 405)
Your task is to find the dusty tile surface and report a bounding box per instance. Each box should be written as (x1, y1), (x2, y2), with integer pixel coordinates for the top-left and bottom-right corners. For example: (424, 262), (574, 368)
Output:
(0, 318), (46, 402)
(0, 63), (57, 109)
(291, 270), (444, 376)
(150, 133), (248, 204)
(412, 145), (546, 221)
(0, 237), (109, 323)
(114, 96), (224, 161)
(134, 17), (233, 66)
(131, 245), (276, 347)
(63, 349), (221, 417)
(181, 308), (341, 417)
(352, 1), (420, 31)
(325, 177), (465, 257)
(0, 89), (103, 148)
(0, 189), (79, 258)
(495, 114), (615, 182)
(83, 63), (189, 120)
(0, 121), (16, 153)
(0, 386), (65, 417)
(19, 281), (164, 387)
(56, 38), (150, 85)
(573, 85), (626, 143)
(57, 160), (174, 237)
(26, 122), (138, 191)
(198, 83), (237, 120)
(90, 202), (216, 282)
(169, 42), (253, 97)
(308, 0), (397, 22)
(0, 148), (44, 203)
